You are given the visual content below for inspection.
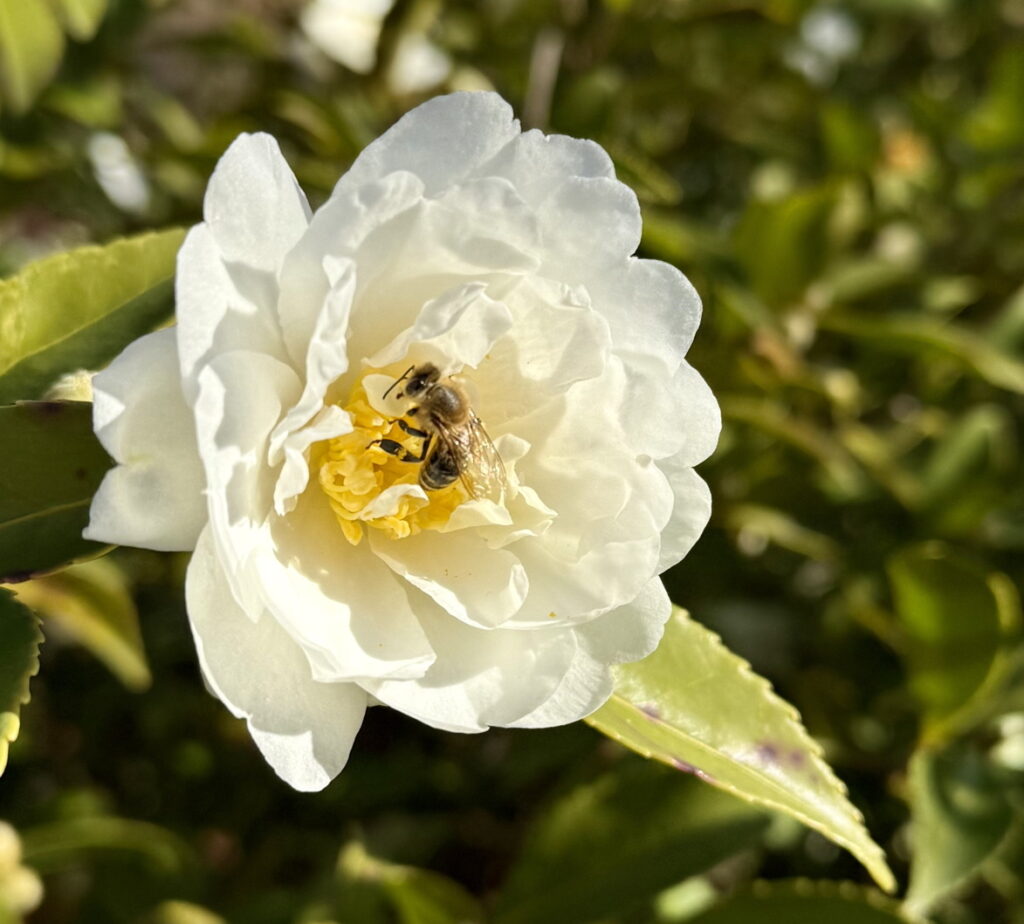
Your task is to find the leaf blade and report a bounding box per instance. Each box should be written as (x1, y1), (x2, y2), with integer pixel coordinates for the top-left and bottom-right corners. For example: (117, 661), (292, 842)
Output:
(586, 608), (896, 892)
(0, 590), (43, 775)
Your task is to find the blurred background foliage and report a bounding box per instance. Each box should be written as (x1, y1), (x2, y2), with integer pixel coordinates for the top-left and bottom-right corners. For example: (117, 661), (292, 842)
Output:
(2, 0), (1024, 921)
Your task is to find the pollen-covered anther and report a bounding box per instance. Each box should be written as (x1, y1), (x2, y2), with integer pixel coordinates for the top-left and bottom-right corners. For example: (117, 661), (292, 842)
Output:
(317, 374), (468, 545)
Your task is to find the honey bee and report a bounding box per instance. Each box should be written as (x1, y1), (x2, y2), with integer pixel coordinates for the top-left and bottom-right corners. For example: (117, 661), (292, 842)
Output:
(371, 363), (507, 500)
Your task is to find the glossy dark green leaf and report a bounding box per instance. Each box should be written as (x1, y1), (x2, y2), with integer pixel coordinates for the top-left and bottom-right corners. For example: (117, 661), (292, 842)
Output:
(491, 759), (768, 924)
(0, 401), (112, 581)
(906, 745), (1016, 914)
(587, 609), (895, 892)
(0, 228), (184, 403)
(0, 590), (42, 775)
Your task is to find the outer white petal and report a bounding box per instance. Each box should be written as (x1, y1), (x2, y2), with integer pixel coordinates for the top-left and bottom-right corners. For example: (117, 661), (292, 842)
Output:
(186, 528), (367, 791)
(202, 132), (311, 273)
(84, 328), (205, 552)
(657, 455), (713, 573)
(335, 92), (521, 197)
(475, 128), (615, 205)
(361, 593), (578, 733)
(672, 361), (721, 467)
(508, 579), (671, 728)
(369, 530), (528, 629)
(259, 494), (436, 683)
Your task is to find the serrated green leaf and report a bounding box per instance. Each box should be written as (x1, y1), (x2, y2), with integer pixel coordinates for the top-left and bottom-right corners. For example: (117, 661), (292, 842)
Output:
(0, 401), (112, 581)
(888, 543), (1021, 740)
(492, 759), (768, 924)
(586, 608), (895, 892)
(687, 880), (917, 923)
(0, 590), (42, 775)
(0, 0), (64, 114)
(10, 558), (149, 691)
(50, 0), (108, 41)
(0, 228), (185, 403)
(906, 744), (1016, 914)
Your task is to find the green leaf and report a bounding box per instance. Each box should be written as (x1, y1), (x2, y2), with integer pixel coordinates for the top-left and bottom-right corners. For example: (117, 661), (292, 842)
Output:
(50, 0), (108, 41)
(0, 590), (42, 775)
(687, 880), (917, 924)
(586, 608), (896, 892)
(10, 558), (149, 691)
(0, 228), (185, 403)
(888, 543), (1021, 740)
(0, 0), (64, 114)
(0, 401), (112, 582)
(733, 184), (836, 309)
(336, 842), (483, 924)
(491, 759), (768, 924)
(818, 313), (1024, 395)
(906, 744), (1016, 914)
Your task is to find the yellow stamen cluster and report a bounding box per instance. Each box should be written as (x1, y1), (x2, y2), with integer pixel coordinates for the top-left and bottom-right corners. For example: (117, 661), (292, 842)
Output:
(317, 374), (468, 546)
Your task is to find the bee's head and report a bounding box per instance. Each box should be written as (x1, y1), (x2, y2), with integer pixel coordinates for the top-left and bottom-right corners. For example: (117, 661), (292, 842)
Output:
(384, 362), (441, 401)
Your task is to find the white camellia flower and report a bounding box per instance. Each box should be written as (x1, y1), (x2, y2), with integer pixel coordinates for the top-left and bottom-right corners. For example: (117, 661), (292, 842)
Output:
(84, 92), (720, 791)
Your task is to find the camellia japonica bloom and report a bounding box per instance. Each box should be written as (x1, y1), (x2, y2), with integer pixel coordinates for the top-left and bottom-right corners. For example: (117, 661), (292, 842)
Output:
(84, 92), (720, 791)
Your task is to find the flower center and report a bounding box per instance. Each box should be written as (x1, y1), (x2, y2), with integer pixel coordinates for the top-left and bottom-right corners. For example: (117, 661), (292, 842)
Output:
(317, 370), (469, 546)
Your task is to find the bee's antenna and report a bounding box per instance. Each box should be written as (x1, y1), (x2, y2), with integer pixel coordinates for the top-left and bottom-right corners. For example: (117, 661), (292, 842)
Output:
(384, 365), (415, 400)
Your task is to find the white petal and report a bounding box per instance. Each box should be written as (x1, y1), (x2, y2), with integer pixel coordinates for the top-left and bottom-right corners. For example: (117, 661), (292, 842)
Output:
(507, 579), (671, 729)
(672, 361), (721, 467)
(84, 328), (205, 552)
(365, 281), (513, 373)
(369, 530), (528, 629)
(362, 594), (578, 732)
(475, 128), (615, 206)
(537, 175), (642, 265)
(193, 349), (302, 618)
(176, 224), (287, 402)
(203, 133), (311, 273)
(186, 527), (367, 791)
(301, 0), (394, 73)
(657, 455), (713, 573)
(335, 92), (521, 197)
(259, 493), (436, 682)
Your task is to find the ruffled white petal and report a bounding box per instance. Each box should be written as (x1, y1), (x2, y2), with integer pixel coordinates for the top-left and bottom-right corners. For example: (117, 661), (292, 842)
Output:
(361, 593), (578, 732)
(336, 92), (521, 197)
(186, 527), (366, 791)
(85, 327), (206, 552)
(672, 361), (721, 466)
(657, 454), (713, 573)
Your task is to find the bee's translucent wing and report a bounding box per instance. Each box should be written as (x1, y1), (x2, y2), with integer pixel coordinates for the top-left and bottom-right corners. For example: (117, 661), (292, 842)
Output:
(437, 414), (508, 501)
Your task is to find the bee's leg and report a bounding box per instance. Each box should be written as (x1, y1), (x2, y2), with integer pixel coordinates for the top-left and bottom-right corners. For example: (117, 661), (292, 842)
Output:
(369, 435), (431, 464)
(396, 419), (429, 439)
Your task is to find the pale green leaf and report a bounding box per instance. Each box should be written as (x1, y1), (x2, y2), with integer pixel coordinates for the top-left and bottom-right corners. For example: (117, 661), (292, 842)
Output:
(0, 590), (42, 775)
(0, 401), (112, 581)
(492, 759), (768, 924)
(142, 902), (227, 924)
(888, 543), (1021, 740)
(586, 608), (896, 892)
(687, 880), (918, 924)
(0, 0), (64, 114)
(0, 228), (185, 403)
(906, 745), (1016, 914)
(10, 557), (149, 691)
(818, 312), (1024, 394)
(50, 0), (108, 41)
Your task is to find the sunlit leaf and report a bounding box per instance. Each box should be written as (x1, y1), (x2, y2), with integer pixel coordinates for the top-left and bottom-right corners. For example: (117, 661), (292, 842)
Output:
(491, 759), (768, 924)
(51, 0), (108, 41)
(0, 0), (64, 114)
(142, 901), (227, 924)
(0, 591), (42, 775)
(10, 557), (149, 691)
(818, 313), (1024, 395)
(888, 543), (1022, 740)
(687, 880), (917, 923)
(0, 401), (111, 582)
(336, 842), (483, 924)
(586, 608), (896, 892)
(0, 228), (184, 403)
(906, 744), (1017, 914)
